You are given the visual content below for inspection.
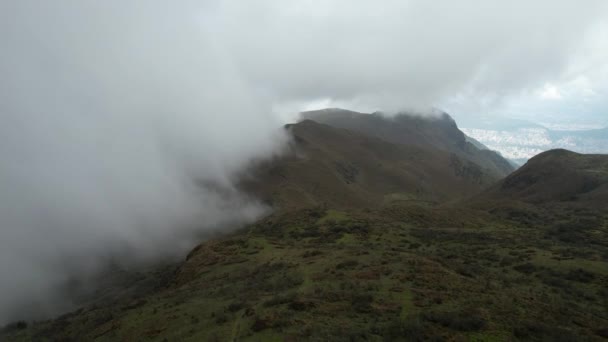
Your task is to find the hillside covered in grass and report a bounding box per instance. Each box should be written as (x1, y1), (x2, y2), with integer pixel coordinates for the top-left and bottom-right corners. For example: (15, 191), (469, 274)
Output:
(301, 109), (514, 179)
(240, 119), (508, 210)
(3, 114), (607, 341)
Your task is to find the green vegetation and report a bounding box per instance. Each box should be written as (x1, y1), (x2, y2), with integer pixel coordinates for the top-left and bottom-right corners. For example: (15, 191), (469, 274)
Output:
(4, 203), (607, 341)
(2, 118), (608, 341)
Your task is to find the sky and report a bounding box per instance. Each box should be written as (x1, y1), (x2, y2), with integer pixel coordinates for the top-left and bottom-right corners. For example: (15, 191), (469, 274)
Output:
(204, 1), (608, 127)
(1, 0), (607, 324)
(440, 16), (608, 129)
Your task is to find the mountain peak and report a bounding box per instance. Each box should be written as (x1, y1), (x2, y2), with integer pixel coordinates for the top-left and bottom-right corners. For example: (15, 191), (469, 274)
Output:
(529, 148), (580, 160)
(484, 149), (608, 205)
(300, 108), (514, 178)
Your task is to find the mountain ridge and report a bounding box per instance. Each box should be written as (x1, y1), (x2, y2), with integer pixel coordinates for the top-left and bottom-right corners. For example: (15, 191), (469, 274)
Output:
(301, 108), (515, 179)
(481, 149), (608, 206)
(3, 115), (608, 342)
(239, 119), (507, 211)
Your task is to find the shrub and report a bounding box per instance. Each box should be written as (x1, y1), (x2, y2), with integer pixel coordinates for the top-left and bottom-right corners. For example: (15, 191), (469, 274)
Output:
(288, 300), (316, 311)
(565, 268), (595, 283)
(595, 328), (608, 338)
(513, 263), (537, 274)
(302, 249), (323, 258)
(336, 259), (359, 270)
(351, 293), (374, 313)
(227, 301), (246, 312)
(263, 292), (297, 307)
(251, 316), (271, 332)
(513, 321), (579, 341)
(383, 316), (439, 342)
(214, 311), (228, 324)
(1, 321), (27, 333)
(537, 271), (570, 290)
(423, 311), (486, 332)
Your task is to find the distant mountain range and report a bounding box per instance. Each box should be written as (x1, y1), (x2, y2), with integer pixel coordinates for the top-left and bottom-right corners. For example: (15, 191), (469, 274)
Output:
(461, 120), (608, 165)
(3, 109), (607, 341)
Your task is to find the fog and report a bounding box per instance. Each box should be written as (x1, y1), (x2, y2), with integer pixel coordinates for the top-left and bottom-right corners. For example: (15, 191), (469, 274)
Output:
(1, 0), (606, 324)
(0, 1), (286, 323)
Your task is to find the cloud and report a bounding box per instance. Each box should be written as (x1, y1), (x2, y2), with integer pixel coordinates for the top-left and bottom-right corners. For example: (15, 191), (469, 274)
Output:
(208, 0), (608, 112)
(539, 84), (563, 100)
(0, 1), (286, 323)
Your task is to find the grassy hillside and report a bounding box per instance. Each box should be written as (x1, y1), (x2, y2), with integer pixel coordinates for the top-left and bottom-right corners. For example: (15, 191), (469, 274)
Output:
(2, 128), (607, 341)
(301, 108), (514, 179)
(4, 203), (607, 341)
(480, 149), (608, 206)
(240, 120), (503, 210)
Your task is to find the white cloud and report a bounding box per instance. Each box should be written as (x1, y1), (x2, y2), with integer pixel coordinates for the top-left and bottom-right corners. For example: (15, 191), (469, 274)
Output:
(539, 84), (563, 100)
(0, 0), (287, 323)
(210, 0), (608, 113)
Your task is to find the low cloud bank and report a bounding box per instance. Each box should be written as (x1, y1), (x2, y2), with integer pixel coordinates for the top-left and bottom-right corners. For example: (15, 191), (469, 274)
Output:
(0, 1), (285, 323)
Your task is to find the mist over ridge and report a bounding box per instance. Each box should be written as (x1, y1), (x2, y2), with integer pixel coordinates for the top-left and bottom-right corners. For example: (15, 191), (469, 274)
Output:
(1, 0), (608, 325)
(0, 1), (287, 323)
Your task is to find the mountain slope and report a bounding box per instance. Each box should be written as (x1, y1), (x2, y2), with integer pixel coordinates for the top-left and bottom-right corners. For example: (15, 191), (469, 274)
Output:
(6, 202), (607, 341)
(239, 120), (502, 209)
(3, 129), (607, 341)
(301, 108), (515, 178)
(465, 135), (489, 150)
(482, 149), (608, 205)
(469, 149), (608, 251)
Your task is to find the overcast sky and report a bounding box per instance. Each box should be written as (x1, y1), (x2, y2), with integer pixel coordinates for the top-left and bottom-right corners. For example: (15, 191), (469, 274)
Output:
(1, 0), (607, 324)
(201, 1), (608, 127)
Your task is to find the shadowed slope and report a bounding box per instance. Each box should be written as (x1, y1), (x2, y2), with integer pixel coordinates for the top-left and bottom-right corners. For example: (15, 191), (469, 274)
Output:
(5, 203), (607, 341)
(483, 149), (608, 206)
(3, 135), (607, 341)
(301, 108), (514, 178)
(240, 120), (502, 210)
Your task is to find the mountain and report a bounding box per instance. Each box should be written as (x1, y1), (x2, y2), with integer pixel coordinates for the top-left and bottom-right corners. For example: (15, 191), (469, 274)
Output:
(3, 118), (608, 341)
(469, 149), (608, 252)
(239, 119), (506, 210)
(464, 135), (489, 150)
(301, 108), (515, 179)
(482, 149), (608, 205)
